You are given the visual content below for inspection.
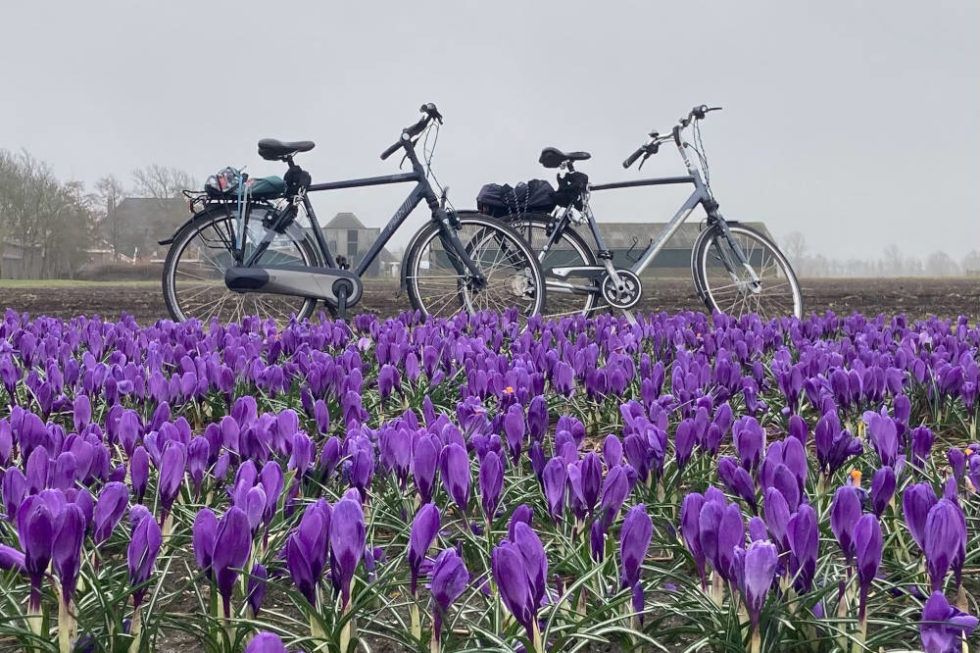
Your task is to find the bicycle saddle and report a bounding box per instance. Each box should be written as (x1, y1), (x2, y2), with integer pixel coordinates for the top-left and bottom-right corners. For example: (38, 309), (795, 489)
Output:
(257, 138), (316, 161)
(539, 147), (591, 169)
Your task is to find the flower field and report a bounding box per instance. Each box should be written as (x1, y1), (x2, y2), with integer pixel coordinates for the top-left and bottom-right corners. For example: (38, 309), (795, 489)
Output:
(0, 308), (978, 653)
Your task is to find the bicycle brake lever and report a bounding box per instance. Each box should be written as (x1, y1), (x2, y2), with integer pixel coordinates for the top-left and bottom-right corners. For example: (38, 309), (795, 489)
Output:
(399, 151), (409, 169)
(638, 152), (652, 170)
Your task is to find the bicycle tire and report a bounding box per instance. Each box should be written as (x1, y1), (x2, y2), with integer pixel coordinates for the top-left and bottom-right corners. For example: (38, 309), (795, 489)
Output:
(692, 221), (803, 320)
(162, 204), (319, 324)
(404, 214), (547, 320)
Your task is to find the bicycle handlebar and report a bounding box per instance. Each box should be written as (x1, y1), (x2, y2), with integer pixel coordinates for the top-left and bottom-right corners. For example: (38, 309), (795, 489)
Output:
(380, 103), (444, 160)
(624, 104), (722, 167)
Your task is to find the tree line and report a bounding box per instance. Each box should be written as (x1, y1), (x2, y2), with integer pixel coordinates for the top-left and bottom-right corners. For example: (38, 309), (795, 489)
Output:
(0, 149), (195, 278)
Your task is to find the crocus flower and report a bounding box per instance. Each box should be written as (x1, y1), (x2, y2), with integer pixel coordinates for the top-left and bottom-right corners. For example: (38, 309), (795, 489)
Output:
(924, 499), (967, 593)
(247, 564), (268, 617)
(718, 456), (757, 511)
(853, 514), (882, 624)
(439, 443), (470, 512)
(733, 539), (778, 627)
(733, 416), (765, 473)
(245, 632), (288, 653)
(157, 441), (186, 520)
(409, 504), (440, 597)
(919, 591), (978, 653)
(786, 504), (818, 593)
(830, 485), (862, 561)
(763, 488), (791, 552)
(679, 492), (707, 588)
(870, 466), (896, 517)
(428, 548), (469, 646)
(52, 503), (85, 609)
(128, 510), (163, 609)
(0, 544), (25, 572)
(503, 403), (526, 463)
(479, 450), (503, 523)
(541, 457), (566, 522)
(192, 508), (218, 578)
(286, 502), (330, 606)
(492, 541), (535, 638)
(619, 505), (653, 616)
(130, 446), (149, 503)
(512, 522), (548, 609)
(413, 436), (439, 504)
(866, 413), (899, 468)
(17, 496), (55, 612)
(92, 481), (129, 547)
(211, 506), (252, 617)
(330, 496), (366, 609)
(903, 483), (938, 551)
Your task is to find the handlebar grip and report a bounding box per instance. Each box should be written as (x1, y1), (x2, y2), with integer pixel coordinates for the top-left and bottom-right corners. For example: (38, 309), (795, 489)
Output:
(623, 147), (646, 169)
(404, 115), (431, 138)
(380, 139), (403, 161)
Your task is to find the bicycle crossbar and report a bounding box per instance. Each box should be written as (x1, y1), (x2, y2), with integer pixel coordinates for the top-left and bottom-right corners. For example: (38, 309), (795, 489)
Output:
(589, 176), (694, 192)
(307, 172), (419, 192)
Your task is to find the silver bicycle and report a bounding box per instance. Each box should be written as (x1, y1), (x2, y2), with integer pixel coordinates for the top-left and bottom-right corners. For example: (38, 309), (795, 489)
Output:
(508, 105), (803, 321)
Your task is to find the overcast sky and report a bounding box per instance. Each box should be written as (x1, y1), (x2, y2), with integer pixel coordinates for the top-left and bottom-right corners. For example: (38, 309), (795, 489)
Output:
(1, 1), (977, 258)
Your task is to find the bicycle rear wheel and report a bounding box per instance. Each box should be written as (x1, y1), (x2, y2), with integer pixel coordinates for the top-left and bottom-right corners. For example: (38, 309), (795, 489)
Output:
(162, 205), (319, 324)
(404, 214), (546, 320)
(693, 222), (803, 320)
(507, 214), (600, 319)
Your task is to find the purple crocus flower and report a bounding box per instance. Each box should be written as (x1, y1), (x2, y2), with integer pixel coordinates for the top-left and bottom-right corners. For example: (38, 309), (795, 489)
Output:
(52, 503), (85, 609)
(16, 496), (55, 612)
(502, 403), (526, 464)
(620, 504), (653, 616)
(440, 443), (470, 512)
(512, 522), (548, 609)
(733, 539), (777, 628)
(786, 504), (818, 593)
(413, 435), (440, 504)
(212, 506), (252, 617)
(0, 544), (25, 572)
(853, 513), (882, 623)
(286, 502), (330, 607)
(247, 564), (268, 617)
(679, 492), (707, 588)
(192, 508), (218, 578)
(733, 416), (765, 473)
(870, 466), (896, 517)
(2, 468), (27, 519)
(903, 482), (938, 551)
(718, 456), (757, 511)
(479, 450), (503, 523)
(409, 503), (440, 597)
(603, 434), (623, 469)
(763, 488), (791, 551)
(674, 419), (696, 472)
(187, 436), (210, 496)
(491, 542), (535, 638)
(428, 548), (469, 644)
(717, 503), (746, 583)
(541, 457), (566, 522)
(924, 499), (967, 593)
(157, 441), (186, 520)
(598, 465), (629, 530)
(830, 485), (862, 560)
(330, 496), (366, 609)
(130, 446), (149, 503)
(92, 481), (129, 547)
(910, 426), (934, 468)
(920, 591), (978, 653)
(244, 632), (288, 653)
(128, 510), (163, 609)
(866, 413), (899, 468)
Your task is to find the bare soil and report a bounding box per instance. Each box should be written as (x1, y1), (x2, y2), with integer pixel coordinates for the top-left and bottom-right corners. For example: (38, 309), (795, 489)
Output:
(0, 277), (977, 324)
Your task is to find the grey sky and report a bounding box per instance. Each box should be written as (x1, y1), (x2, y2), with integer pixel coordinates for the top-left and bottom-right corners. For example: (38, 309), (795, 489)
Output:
(1, 0), (977, 258)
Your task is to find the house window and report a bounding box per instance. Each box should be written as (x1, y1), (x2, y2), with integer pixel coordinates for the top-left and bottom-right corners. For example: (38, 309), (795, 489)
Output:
(347, 230), (359, 257)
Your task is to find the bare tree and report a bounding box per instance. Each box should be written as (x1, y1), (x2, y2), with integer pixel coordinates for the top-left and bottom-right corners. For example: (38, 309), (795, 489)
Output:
(925, 251), (960, 278)
(782, 231), (807, 264)
(131, 164), (196, 199)
(93, 175), (126, 255)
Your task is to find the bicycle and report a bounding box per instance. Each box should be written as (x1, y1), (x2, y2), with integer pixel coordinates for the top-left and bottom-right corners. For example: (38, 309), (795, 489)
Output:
(506, 105), (803, 321)
(160, 104), (546, 324)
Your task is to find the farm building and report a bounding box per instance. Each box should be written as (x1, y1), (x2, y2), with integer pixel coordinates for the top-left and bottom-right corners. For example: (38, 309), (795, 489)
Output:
(566, 221), (775, 276)
(0, 239), (45, 279)
(319, 212), (397, 277)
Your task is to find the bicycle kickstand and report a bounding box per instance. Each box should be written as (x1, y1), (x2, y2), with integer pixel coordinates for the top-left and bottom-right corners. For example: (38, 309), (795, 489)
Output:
(336, 288), (349, 321)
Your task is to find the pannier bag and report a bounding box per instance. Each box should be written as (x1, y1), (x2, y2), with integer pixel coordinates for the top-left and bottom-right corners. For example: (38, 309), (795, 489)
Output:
(476, 178), (557, 218)
(205, 167), (286, 200)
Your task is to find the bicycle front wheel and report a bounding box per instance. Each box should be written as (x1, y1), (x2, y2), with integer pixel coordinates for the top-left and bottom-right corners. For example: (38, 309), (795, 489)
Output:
(693, 222), (803, 320)
(404, 214), (546, 320)
(162, 205), (319, 324)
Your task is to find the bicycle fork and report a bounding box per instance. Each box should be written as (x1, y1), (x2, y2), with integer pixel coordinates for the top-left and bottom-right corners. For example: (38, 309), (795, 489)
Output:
(713, 217), (762, 293)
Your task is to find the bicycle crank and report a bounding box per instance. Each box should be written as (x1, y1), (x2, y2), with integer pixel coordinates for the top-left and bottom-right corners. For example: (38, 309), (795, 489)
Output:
(601, 269), (642, 309)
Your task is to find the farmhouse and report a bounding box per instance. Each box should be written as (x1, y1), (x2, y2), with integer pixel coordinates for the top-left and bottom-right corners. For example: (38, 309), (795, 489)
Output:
(319, 212), (397, 278)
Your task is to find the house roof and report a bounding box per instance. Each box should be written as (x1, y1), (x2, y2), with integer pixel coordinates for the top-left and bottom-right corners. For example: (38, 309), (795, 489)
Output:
(572, 221), (773, 249)
(323, 212), (366, 230)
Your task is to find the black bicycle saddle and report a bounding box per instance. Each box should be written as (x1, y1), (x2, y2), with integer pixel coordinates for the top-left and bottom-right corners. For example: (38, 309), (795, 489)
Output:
(539, 147), (591, 169)
(257, 139), (316, 161)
